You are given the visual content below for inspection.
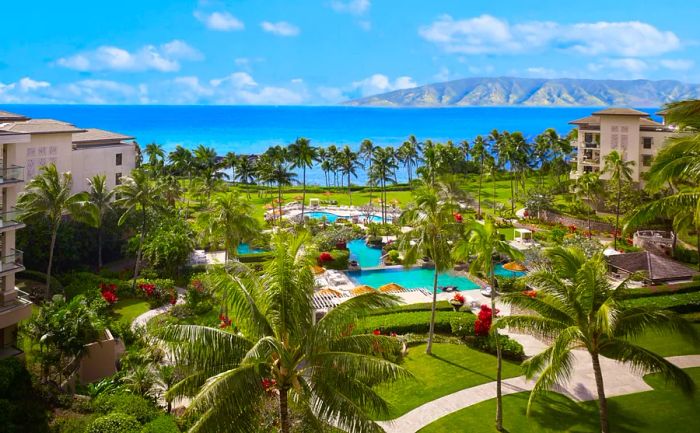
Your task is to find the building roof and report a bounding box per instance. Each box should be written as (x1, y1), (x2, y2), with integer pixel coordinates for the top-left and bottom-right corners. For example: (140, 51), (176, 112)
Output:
(606, 251), (698, 282)
(0, 118), (85, 134)
(569, 115), (665, 128)
(592, 108), (650, 116)
(72, 128), (134, 146)
(0, 110), (30, 121)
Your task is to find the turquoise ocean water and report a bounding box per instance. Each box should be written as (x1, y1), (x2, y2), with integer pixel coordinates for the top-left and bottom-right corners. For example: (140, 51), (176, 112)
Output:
(2, 105), (658, 185)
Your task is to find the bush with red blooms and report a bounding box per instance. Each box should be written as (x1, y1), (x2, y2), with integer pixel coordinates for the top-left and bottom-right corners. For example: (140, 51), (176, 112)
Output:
(139, 283), (156, 297)
(452, 293), (466, 304)
(191, 279), (204, 293)
(319, 252), (333, 263)
(567, 224), (577, 233)
(100, 283), (119, 305)
(373, 329), (381, 335)
(261, 378), (277, 392)
(453, 212), (463, 223)
(219, 313), (233, 329)
(522, 289), (537, 298)
(474, 304), (499, 336)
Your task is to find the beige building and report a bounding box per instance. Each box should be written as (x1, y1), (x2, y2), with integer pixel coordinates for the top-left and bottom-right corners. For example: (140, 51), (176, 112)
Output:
(0, 110), (136, 358)
(569, 108), (675, 182)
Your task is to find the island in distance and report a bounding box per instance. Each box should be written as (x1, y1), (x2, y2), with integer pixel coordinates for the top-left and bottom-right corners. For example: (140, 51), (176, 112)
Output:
(344, 76), (700, 107)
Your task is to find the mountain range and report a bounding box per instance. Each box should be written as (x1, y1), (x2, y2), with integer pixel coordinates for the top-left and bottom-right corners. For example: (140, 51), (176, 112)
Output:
(344, 77), (700, 107)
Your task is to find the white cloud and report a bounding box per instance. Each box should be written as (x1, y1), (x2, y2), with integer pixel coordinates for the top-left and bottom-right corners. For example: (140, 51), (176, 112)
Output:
(433, 67), (450, 82)
(18, 77), (50, 91)
(420, 15), (680, 57)
(351, 74), (417, 97)
(0, 77), (148, 104)
(330, 0), (370, 15)
(660, 59), (694, 71)
(57, 40), (202, 72)
(210, 72), (257, 88)
(587, 58), (650, 78)
(194, 11), (244, 31)
(261, 21), (300, 37)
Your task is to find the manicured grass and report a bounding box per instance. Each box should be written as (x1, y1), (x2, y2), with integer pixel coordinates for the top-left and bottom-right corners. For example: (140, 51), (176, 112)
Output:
(374, 343), (522, 420)
(629, 323), (700, 357)
(148, 307), (221, 328)
(112, 298), (151, 325)
(419, 367), (700, 433)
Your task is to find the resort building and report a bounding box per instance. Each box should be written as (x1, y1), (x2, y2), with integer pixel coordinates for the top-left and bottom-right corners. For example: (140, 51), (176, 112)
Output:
(0, 110), (137, 193)
(569, 108), (675, 182)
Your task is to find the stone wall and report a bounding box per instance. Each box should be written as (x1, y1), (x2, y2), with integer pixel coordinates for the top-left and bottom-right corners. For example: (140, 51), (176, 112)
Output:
(540, 211), (614, 233)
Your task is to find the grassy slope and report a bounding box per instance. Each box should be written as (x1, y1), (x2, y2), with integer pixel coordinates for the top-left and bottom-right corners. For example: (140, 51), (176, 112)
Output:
(374, 343), (522, 420)
(112, 298), (151, 325)
(419, 367), (700, 433)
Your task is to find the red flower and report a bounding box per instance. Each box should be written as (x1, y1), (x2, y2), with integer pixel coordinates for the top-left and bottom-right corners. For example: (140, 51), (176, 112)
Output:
(522, 289), (537, 298)
(319, 252), (333, 262)
(169, 296), (177, 305)
(261, 378), (277, 392)
(452, 293), (466, 304)
(373, 329), (381, 335)
(453, 212), (463, 223)
(219, 314), (233, 328)
(568, 224), (577, 233)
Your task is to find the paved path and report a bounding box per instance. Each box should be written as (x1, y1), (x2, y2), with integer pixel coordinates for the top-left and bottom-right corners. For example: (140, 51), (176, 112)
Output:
(130, 286), (186, 330)
(378, 339), (700, 433)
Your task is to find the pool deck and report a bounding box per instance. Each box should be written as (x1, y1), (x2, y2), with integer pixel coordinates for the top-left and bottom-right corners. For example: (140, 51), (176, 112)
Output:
(276, 204), (401, 222)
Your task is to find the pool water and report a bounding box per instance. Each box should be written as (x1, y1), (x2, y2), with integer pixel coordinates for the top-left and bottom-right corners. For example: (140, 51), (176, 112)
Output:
(495, 264), (526, 278)
(347, 239), (382, 268)
(306, 211), (387, 223)
(237, 243), (266, 254)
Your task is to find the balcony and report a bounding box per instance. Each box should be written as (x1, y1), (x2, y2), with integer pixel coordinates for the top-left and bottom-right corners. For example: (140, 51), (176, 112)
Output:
(0, 250), (24, 276)
(0, 165), (24, 186)
(0, 209), (25, 233)
(582, 141), (600, 149)
(581, 158), (600, 165)
(0, 288), (32, 332)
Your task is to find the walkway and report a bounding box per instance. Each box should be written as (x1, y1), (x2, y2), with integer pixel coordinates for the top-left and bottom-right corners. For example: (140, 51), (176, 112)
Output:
(378, 337), (700, 433)
(130, 286), (186, 330)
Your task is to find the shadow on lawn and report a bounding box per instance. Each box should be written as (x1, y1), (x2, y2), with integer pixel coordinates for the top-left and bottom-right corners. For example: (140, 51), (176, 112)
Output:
(428, 353), (498, 383)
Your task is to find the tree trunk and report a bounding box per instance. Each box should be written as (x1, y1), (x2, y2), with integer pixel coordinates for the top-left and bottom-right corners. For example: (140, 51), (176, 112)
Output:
(426, 267), (438, 355)
(278, 184), (283, 227)
(348, 174), (352, 206)
(301, 166), (306, 219)
(591, 352), (610, 433)
(477, 157), (483, 219)
(132, 211), (147, 291)
(97, 225), (103, 271)
(492, 271), (504, 431)
(279, 387), (290, 433)
(696, 228), (700, 272)
(510, 172), (515, 216)
(46, 225), (58, 298)
(614, 179), (621, 249)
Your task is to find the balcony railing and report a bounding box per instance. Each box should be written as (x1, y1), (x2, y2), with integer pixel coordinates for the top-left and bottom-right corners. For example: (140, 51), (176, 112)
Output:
(0, 166), (24, 185)
(0, 209), (24, 231)
(583, 141), (600, 149)
(582, 158), (600, 164)
(0, 249), (24, 274)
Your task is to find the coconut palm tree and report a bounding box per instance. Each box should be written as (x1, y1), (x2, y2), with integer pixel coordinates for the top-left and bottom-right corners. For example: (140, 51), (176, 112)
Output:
(287, 137), (318, 219)
(269, 155), (296, 226)
(168, 145), (195, 216)
(371, 147), (398, 223)
(419, 140), (438, 186)
(360, 139), (377, 203)
(144, 142), (165, 175)
(85, 174), (114, 271)
(603, 150), (635, 249)
(204, 192), (259, 261)
(399, 183), (460, 354)
(498, 246), (697, 433)
(533, 129), (555, 186)
(453, 218), (522, 431)
(234, 155), (256, 198)
(399, 135), (421, 185)
(574, 172), (603, 237)
(338, 145), (360, 205)
(115, 169), (162, 290)
(223, 151), (238, 182)
(18, 164), (89, 297)
(470, 135), (489, 219)
(158, 232), (410, 433)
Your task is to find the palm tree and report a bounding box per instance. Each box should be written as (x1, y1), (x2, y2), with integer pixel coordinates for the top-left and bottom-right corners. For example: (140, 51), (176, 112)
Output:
(223, 151), (238, 182)
(470, 135), (489, 219)
(158, 232), (410, 433)
(206, 192), (259, 261)
(338, 145), (360, 205)
(399, 136), (421, 185)
(453, 218), (522, 431)
(398, 183), (460, 354)
(360, 139), (377, 203)
(115, 169), (161, 290)
(18, 164), (89, 297)
(371, 147), (398, 223)
(269, 155), (296, 226)
(603, 150), (635, 249)
(419, 140), (438, 186)
(574, 172), (603, 237)
(168, 145), (194, 216)
(498, 246), (697, 433)
(533, 129), (555, 186)
(234, 155), (256, 198)
(459, 139), (471, 163)
(85, 174), (114, 271)
(144, 142), (165, 175)
(159, 174), (182, 207)
(287, 137), (318, 219)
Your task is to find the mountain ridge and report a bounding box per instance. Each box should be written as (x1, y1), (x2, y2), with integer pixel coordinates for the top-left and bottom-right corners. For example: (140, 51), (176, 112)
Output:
(344, 77), (700, 107)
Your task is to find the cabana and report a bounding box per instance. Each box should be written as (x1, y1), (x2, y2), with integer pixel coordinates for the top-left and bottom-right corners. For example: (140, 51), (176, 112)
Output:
(606, 251), (698, 284)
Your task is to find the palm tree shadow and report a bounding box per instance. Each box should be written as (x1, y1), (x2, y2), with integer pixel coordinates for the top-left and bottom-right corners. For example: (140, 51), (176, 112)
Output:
(429, 353), (496, 382)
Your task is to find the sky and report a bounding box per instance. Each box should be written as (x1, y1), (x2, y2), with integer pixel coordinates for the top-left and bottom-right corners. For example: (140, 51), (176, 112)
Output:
(1, 0), (698, 105)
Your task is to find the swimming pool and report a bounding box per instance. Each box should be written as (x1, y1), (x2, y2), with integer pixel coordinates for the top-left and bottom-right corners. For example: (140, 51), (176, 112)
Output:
(347, 239), (382, 268)
(237, 243), (266, 254)
(348, 264), (525, 292)
(306, 211), (388, 223)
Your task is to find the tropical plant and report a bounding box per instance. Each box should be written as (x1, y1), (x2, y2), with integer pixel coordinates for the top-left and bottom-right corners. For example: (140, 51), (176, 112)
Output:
(157, 232), (410, 433)
(85, 174), (114, 270)
(115, 169), (162, 290)
(144, 142), (165, 175)
(603, 150), (635, 248)
(222, 151), (238, 181)
(398, 183), (460, 354)
(17, 164), (90, 297)
(470, 135), (490, 218)
(453, 218), (522, 431)
(498, 246), (697, 433)
(168, 145), (195, 215)
(202, 192), (258, 261)
(287, 137), (318, 218)
(234, 155), (257, 197)
(574, 172), (603, 237)
(338, 145), (361, 205)
(371, 146), (398, 223)
(399, 135), (421, 185)
(268, 148), (296, 226)
(360, 139), (377, 204)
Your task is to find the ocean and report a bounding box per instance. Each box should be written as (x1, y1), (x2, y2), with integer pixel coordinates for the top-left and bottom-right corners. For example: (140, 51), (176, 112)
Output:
(2, 105), (659, 185)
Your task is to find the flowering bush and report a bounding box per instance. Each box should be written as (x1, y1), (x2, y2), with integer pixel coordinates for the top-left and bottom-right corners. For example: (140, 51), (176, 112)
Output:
(567, 224), (577, 233)
(319, 252), (333, 262)
(372, 329), (381, 335)
(452, 293), (466, 304)
(474, 304), (498, 336)
(522, 289), (537, 298)
(100, 283), (119, 305)
(453, 212), (463, 223)
(261, 378), (277, 392)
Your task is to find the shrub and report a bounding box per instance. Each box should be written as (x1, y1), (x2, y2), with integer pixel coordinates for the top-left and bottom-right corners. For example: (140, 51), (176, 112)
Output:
(86, 412), (141, 433)
(323, 249), (350, 270)
(51, 413), (97, 433)
(385, 250), (401, 265)
(674, 246), (699, 265)
(0, 358), (50, 432)
(93, 392), (157, 424)
(62, 272), (131, 300)
(368, 301), (453, 315)
(450, 314), (477, 338)
(625, 291), (700, 314)
(140, 415), (180, 433)
(237, 252), (275, 263)
(17, 270), (64, 293)
(464, 335), (525, 361)
(356, 311), (474, 335)
(623, 281), (700, 298)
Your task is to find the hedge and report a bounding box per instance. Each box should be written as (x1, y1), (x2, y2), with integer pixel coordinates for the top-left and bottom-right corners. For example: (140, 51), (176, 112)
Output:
(323, 249), (350, 270)
(626, 291), (700, 314)
(369, 301), (454, 316)
(355, 310), (475, 335)
(93, 392), (158, 424)
(237, 252), (275, 263)
(464, 335), (526, 361)
(140, 415), (181, 433)
(86, 412), (141, 433)
(623, 281), (700, 299)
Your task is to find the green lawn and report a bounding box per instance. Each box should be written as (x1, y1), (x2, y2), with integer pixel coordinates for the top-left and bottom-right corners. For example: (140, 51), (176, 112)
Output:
(374, 343), (522, 420)
(148, 307), (221, 328)
(629, 323), (700, 357)
(419, 367), (700, 433)
(112, 298), (151, 325)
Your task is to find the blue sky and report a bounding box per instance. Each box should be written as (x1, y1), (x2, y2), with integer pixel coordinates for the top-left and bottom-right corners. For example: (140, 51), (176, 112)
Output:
(1, 0), (698, 104)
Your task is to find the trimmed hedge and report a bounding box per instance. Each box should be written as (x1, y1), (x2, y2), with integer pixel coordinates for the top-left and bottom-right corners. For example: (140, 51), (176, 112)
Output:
(141, 415), (181, 433)
(92, 392), (157, 424)
(623, 281), (700, 299)
(450, 315), (477, 337)
(355, 310), (475, 335)
(237, 252), (275, 263)
(323, 249), (350, 270)
(626, 291), (700, 314)
(86, 412), (141, 433)
(464, 335), (526, 361)
(369, 301), (454, 316)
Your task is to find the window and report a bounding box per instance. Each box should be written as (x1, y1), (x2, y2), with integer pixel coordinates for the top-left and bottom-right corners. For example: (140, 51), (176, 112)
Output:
(621, 126), (629, 133)
(642, 155), (653, 167)
(611, 134), (618, 149)
(116, 153), (122, 166)
(611, 126), (619, 132)
(642, 137), (653, 149)
(621, 134), (628, 150)
(115, 173), (122, 185)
